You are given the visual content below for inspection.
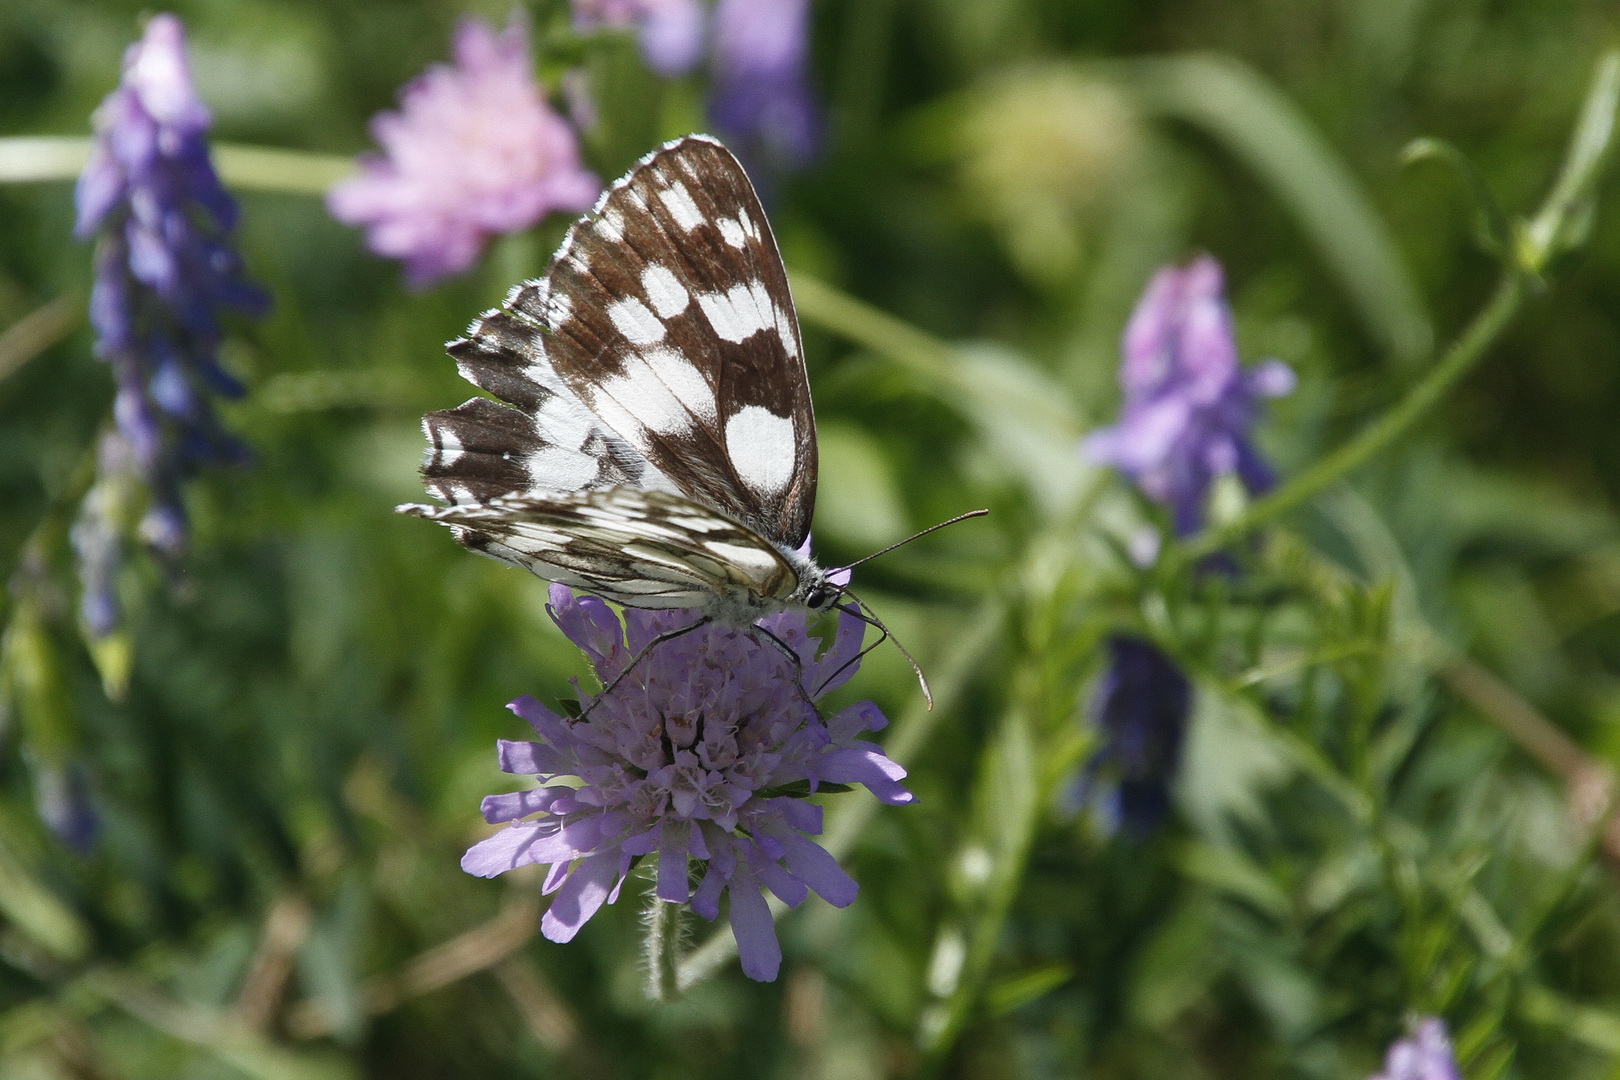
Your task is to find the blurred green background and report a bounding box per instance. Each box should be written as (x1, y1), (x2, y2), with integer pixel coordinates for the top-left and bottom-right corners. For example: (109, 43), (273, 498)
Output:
(2, 0), (1620, 1077)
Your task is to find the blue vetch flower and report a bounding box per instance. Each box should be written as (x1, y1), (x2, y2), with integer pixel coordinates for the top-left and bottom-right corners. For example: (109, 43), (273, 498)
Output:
(708, 0), (820, 173)
(571, 0), (821, 174)
(74, 13), (268, 572)
(1084, 255), (1294, 536)
(1371, 1018), (1463, 1080)
(571, 0), (708, 76)
(71, 431), (141, 637)
(462, 584), (912, 982)
(35, 759), (101, 856)
(1077, 634), (1191, 836)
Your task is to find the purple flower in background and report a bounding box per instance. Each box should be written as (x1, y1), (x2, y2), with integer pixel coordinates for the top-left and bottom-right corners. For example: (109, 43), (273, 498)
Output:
(1371, 1018), (1463, 1080)
(1077, 635), (1191, 836)
(709, 0), (819, 172)
(1084, 256), (1294, 535)
(572, 0), (707, 76)
(75, 13), (267, 579)
(35, 759), (100, 856)
(463, 584), (912, 982)
(71, 432), (141, 637)
(328, 13), (601, 289)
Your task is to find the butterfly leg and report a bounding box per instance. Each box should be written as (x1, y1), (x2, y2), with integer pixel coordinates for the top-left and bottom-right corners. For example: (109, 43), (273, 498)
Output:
(747, 623), (821, 714)
(580, 616), (713, 719)
(813, 602), (891, 698)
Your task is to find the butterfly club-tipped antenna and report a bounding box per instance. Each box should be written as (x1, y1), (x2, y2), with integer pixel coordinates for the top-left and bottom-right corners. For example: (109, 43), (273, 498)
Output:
(817, 508), (990, 710)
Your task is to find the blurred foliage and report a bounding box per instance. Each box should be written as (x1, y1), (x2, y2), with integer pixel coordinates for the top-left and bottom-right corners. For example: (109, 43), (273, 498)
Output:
(1, 0), (1619, 1078)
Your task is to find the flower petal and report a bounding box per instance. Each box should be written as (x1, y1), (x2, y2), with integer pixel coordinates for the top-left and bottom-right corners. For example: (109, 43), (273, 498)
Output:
(814, 745), (915, 805)
(540, 848), (626, 943)
(727, 878), (782, 982)
(781, 834), (858, 908)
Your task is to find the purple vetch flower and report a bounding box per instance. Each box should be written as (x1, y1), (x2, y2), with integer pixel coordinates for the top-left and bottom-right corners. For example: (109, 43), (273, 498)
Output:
(571, 0), (708, 76)
(1083, 256), (1294, 536)
(71, 432), (142, 637)
(75, 13), (267, 577)
(1076, 635), (1191, 836)
(708, 0), (819, 172)
(35, 759), (101, 856)
(1371, 1018), (1463, 1080)
(328, 13), (601, 289)
(463, 584), (912, 982)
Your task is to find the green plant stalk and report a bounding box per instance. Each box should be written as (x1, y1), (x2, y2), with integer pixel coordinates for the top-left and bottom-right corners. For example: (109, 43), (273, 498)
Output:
(0, 137), (352, 194)
(644, 898), (683, 1003)
(1182, 272), (1524, 564)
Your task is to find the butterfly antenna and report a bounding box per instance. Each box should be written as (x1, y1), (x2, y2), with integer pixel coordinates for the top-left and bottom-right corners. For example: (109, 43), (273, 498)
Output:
(841, 589), (933, 710)
(832, 509), (989, 577)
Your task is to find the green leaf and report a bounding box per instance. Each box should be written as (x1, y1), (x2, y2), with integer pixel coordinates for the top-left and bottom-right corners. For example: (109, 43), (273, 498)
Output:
(1115, 53), (1433, 366)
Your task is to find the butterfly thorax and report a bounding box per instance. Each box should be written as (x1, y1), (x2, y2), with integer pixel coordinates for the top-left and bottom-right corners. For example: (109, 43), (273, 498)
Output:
(705, 546), (835, 627)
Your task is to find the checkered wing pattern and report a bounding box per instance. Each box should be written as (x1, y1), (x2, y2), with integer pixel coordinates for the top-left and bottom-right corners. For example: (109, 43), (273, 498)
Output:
(402, 134), (818, 609)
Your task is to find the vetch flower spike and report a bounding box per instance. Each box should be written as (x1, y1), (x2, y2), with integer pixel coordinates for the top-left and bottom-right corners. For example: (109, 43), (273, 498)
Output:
(571, 0), (708, 77)
(1370, 1018), (1463, 1080)
(1084, 255), (1294, 535)
(709, 0), (820, 173)
(328, 12), (601, 288)
(74, 12), (268, 617)
(463, 584), (913, 983)
(1076, 634), (1191, 836)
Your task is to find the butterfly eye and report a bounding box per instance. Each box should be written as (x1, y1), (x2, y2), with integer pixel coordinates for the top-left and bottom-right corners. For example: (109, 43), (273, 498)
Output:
(804, 584), (837, 610)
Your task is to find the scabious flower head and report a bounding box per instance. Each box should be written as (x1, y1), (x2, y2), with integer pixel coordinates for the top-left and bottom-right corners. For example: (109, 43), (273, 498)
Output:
(1083, 256), (1295, 535)
(571, 0), (708, 76)
(463, 584), (912, 982)
(708, 0), (820, 172)
(328, 13), (602, 289)
(74, 13), (267, 574)
(1371, 1018), (1463, 1080)
(1079, 635), (1191, 836)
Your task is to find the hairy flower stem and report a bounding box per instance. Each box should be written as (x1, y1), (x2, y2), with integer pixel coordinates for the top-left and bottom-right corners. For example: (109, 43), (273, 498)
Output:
(644, 898), (684, 1002)
(1179, 270), (1524, 566)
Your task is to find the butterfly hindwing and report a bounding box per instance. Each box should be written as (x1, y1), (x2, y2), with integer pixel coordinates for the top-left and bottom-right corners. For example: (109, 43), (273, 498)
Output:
(402, 487), (797, 610)
(502, 134), (816, 549)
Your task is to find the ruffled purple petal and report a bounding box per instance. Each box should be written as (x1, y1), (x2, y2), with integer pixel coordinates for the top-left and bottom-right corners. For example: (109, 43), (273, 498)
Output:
(540, 848), (628, 943)
(814, 745), (914, 805)
(727, 878), (782, 981)
(780, 833), (858, 908)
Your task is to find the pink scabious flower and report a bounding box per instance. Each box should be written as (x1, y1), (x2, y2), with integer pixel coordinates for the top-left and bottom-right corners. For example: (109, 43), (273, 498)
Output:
(1083, 256), (1295, 535)
(463, 584), (913, 982)
(327, 14), (601, 289)
(571, 0), (707, 76)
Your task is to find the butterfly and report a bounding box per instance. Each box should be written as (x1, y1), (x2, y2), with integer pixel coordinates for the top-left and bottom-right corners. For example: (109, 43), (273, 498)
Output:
(401, 134), (960, 686)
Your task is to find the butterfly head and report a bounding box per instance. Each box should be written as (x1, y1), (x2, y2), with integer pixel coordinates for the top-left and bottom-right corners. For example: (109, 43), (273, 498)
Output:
(784, 549), (844, 613)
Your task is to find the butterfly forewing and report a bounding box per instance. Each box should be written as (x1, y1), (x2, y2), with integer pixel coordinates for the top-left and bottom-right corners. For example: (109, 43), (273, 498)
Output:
(407, 134), (823, 618)
(503, 135), (816, 549)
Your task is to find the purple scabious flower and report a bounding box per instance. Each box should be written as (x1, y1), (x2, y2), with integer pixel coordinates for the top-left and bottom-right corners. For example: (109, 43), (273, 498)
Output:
(463, 584), (912, 982)
(1078, 635), (1191, 836)
(328, 14), (602, 289)
(1083, 256), (1295, 536)
(708, 0), (820, 173)
(75, 13), (268, 568)
(572, 0), (708, 76)
(1371, 1018), (1463, 1080)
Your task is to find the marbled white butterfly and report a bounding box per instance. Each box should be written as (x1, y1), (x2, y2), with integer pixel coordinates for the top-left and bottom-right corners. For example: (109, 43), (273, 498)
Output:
(401, 135), (983, 687)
